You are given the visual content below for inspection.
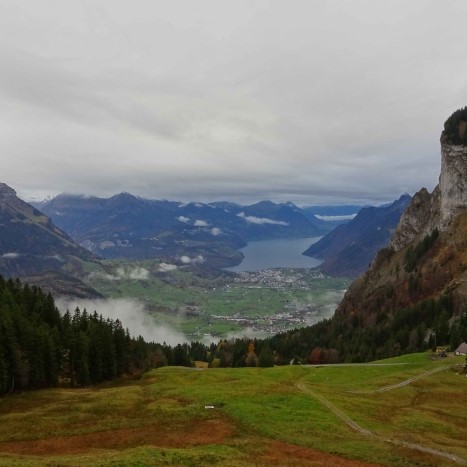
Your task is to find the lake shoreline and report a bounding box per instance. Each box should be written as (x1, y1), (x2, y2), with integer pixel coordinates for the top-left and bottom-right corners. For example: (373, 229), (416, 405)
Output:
(224, 237), (323, 273)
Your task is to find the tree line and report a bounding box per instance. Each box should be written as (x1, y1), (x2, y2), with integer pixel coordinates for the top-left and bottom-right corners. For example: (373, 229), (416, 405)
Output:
(0, 276), (171, 393)
(1, 274), (466, 395)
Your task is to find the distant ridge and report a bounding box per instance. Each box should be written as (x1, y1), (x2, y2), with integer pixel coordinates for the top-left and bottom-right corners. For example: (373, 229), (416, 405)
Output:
(0, 183), (101, 297)
(304, 194), (411, 277)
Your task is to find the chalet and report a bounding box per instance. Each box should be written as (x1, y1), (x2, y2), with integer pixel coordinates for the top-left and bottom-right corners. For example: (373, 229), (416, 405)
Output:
(454, 342), (467, 356)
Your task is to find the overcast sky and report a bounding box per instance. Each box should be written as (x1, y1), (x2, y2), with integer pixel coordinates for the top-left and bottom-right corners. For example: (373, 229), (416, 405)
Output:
(1, 0), (466, 206)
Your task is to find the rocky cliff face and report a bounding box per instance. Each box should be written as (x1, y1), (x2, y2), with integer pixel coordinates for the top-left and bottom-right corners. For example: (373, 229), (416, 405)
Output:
(389, 187), (439, 251)
(337, 109), (467, 318)
(390, 134), (467, 251)
(439, 141), (467, 228)
(274, 110), (467, 363)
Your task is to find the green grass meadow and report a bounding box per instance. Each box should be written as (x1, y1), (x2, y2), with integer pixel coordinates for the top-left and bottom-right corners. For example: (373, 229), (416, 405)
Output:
(0, 353), (466, 466)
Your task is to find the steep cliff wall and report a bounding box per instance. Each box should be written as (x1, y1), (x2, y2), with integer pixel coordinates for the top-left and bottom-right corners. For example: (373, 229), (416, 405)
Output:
(389, 187), (438, 251)
(390, 127), (467, 251)
(439, 141), (467, 228)
(337, 108), (467, 318)
(275, 110), (467, 363)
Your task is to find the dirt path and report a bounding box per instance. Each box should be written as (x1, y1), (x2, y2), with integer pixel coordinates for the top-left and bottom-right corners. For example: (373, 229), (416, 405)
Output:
(349, 366), (448, 394)
(297, 382), (467, 465)
(297, 383), (373, 437)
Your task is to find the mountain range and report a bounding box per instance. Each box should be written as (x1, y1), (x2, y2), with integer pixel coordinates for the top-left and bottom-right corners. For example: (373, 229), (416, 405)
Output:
(34, 195), (335, 268)
(1, 107), (465, 367)
(2, 179), (413, 295)
(1, 185), (345, 294)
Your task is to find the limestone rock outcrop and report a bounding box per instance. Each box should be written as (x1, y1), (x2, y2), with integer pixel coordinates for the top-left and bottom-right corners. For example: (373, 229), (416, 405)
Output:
(337, 108), (467, 318)
(389, 187), (436, 251)
(439, 141), (467, 229)
(390, 130), (467, 251)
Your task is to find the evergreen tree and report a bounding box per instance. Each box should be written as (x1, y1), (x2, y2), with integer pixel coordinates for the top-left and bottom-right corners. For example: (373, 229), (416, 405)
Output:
(173, 344), (192, 367)
(258, 345), (274, 367)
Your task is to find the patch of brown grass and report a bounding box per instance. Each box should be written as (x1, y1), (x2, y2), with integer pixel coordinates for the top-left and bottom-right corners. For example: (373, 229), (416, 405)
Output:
(0, 418), (233, 456)
(255, 440), (382, 466)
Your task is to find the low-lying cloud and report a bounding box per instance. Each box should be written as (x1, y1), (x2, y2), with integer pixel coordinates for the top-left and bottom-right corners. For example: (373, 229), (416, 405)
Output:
(315, 214), (357, 221)
(180, 255), (205, 264)
(55, 297), (186, 345)
(2, 252), (20, 258)
(89, 266), (150, 281)
(177, 215), (190, 223)
(158, 262), (178, 272)
(210, 227), (222, 236)
(225, 327), (267, 340)
(307, 290), (347, 319)
(194, 219), (208, 227)
(237, 212), (289, 226)
(117, 266), (150, 280)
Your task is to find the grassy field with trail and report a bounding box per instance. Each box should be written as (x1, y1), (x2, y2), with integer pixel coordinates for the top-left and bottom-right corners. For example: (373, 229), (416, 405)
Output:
(0, 352), (466, 466)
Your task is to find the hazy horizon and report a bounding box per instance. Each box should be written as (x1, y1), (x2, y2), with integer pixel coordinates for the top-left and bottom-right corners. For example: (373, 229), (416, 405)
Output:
(17, 185), (410, 209)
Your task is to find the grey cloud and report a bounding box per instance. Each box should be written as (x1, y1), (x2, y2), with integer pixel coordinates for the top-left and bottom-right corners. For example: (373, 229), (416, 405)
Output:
(88, 266), (150, 281)
(179, 255), (205, 265)
(2, 253), (20, 258)
(237, 212), (289, 226)
(158, 263), (178, 272)
(1, 0), (466, 204)
(194, 219), (208, 227)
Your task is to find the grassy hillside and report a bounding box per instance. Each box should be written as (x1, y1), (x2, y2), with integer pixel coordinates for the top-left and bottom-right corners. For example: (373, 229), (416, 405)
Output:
(0, 353), (465, 466)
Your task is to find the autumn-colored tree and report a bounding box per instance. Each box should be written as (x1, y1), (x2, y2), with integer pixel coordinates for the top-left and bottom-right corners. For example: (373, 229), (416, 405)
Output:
(308, 347), (324, 365)
(245, 341), (258, 367)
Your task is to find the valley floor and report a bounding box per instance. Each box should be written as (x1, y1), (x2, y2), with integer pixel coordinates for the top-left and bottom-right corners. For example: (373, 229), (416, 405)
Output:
(77, 260), (350, 340)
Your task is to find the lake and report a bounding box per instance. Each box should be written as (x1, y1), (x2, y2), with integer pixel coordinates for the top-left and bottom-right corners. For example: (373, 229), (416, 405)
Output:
(225, 237), (322, 272)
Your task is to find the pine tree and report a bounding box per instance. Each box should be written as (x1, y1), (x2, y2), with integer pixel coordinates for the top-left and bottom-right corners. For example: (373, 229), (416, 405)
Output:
(258, 345), (274, 367)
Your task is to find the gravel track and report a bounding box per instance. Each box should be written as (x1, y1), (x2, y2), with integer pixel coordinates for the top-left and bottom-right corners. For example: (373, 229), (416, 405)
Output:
(348, 366), (448, 394)
(297, 381), (467, 465)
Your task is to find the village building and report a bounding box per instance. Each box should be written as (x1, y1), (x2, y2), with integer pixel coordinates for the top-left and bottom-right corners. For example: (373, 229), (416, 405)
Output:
(454, 342), (467, 356)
